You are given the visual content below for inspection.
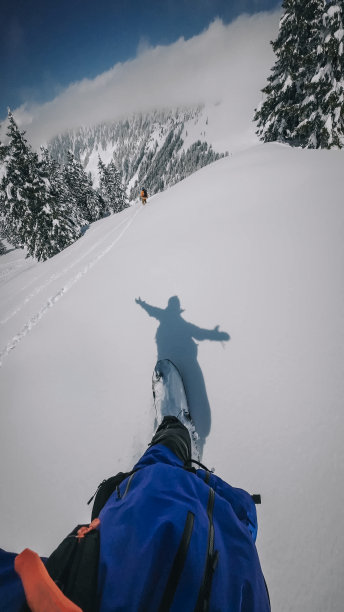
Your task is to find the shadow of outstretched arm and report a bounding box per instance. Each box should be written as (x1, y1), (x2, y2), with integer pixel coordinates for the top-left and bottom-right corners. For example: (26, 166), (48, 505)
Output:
(135, 297), (164, 321)
(189, 323), (230, 343)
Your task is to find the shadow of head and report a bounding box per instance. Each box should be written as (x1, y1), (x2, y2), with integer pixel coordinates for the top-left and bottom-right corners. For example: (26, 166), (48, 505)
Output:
(166, 295), (184, 314)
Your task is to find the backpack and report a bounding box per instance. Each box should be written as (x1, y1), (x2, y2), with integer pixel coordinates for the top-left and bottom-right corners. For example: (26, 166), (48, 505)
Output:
(43, 523), (100, 612)
(31, 472), (134, 612)
(37, 469), (262, 611)
(88, 470), (136, 520)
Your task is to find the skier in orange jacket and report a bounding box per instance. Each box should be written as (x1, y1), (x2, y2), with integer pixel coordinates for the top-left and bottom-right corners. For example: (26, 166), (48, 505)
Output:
(140, 188), (148, 205)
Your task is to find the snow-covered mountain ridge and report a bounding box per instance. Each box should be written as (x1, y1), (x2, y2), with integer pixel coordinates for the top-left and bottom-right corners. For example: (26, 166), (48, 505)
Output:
(48, 106), (228, 200)
(0, 142), (343, 611)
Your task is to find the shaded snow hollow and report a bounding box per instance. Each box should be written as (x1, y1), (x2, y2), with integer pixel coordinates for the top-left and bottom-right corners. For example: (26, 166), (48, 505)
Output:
(0, 143), (343, 611)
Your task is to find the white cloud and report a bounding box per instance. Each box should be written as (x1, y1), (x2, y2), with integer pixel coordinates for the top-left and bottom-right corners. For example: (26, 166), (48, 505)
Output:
(10, 11), (280, 149)
(136, 35), (152, 56)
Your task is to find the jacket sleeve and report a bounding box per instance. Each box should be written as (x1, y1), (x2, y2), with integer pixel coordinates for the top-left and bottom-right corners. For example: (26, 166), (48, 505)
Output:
(0, 548), (26, 611)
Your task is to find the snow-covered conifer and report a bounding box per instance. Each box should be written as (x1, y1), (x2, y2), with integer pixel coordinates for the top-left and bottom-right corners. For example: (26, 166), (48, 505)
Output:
(0, 111), (37, 249)
(63, 150), (101, 223)
(0, 131), (9, 247)
(96, 156), (110, 216)
(98, 156), (128, 214)
(254, 0), (326, 144)
(295, 0), (344, 147)
(0, 112), (83, 260)
(0, 131), (8, 164)
(108, 160), (128, 213)
(38, 147), (83, 256)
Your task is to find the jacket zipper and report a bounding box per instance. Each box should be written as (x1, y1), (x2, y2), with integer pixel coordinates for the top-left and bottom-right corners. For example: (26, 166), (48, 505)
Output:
(122, 472), (135, 499)
(194, 487), (219, 612)
(159, 510), (195, 611)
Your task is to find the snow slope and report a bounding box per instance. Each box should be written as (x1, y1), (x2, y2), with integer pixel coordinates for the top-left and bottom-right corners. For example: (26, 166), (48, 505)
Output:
(1, 143), (343, 611)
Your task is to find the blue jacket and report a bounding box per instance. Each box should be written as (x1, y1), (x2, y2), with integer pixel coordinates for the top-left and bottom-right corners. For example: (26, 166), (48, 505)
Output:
(0, 550), (26, 611)
(97, 444), (270, 611)
(0, 443), (270, 611)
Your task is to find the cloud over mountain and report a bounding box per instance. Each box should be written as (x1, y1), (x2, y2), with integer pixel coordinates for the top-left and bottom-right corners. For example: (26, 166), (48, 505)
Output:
(10, 11), (279, 148)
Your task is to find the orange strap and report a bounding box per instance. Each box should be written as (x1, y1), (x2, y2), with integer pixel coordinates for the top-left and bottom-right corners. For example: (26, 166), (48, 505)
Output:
(15, 548), (82, 612)
(76, 518), (100, 540)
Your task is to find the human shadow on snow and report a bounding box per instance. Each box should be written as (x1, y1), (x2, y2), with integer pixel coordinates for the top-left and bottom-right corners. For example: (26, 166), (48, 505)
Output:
(135, 295), (230, 458)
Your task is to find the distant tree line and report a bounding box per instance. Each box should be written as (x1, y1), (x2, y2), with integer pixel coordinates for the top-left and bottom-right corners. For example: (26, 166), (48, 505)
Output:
(130, 130), (226, 199)
(48, 107), (228, 202)
(0, 111), (128, 261)
(255, 0), (344, 148)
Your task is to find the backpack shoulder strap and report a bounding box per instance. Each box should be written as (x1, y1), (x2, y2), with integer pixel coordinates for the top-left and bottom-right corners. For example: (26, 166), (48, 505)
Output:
(88, 470), (136, 520)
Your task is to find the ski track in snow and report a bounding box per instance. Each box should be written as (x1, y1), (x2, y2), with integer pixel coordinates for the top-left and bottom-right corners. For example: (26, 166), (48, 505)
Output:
(0, 259), (36, 285)
(0, 215), (131, 325)
(0, 206), (141, 366)
(0, 207), (134, 306)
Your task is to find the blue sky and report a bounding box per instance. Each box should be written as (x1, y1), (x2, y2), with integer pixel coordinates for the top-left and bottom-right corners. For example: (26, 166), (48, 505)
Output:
(1, 0), (281, 118)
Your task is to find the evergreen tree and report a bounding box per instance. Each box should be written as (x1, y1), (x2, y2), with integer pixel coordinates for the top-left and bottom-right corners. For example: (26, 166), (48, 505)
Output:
(0, 111), (39, 250)
(0, 130), (9, 248)
(254, 0), (326, 145)
(108, 160), (128, 213)
(97, 156), (111, 216)
(63, 150), (101, 223)
(0, 130), (8, 164)
(39, 147), (83, 254)
(295, 0), (344, 147)
(98, 156), (128, 214)
(0, 112), (83, 261)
